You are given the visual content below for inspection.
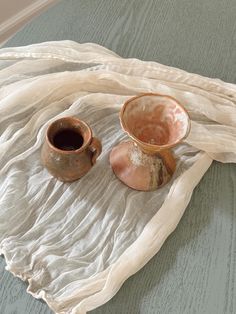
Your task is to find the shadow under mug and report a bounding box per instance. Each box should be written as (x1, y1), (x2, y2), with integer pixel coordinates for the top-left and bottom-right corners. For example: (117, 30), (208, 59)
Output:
(41, 117), (102, 182)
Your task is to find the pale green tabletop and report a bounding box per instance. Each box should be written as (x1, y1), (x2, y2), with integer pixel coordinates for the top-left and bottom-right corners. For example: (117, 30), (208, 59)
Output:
(0, 1), (236, 313)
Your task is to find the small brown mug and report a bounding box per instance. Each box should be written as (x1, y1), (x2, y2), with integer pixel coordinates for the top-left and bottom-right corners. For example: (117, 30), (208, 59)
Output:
(41, 116), (102, 182)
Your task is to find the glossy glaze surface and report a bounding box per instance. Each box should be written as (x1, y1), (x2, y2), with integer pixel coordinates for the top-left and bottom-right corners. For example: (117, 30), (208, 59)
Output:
(121, 94), (190, 150)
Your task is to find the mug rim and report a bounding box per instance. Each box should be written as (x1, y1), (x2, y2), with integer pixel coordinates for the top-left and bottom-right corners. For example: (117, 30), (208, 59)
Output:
(46, 116), (93, 154)
(120, 93), (191, 151)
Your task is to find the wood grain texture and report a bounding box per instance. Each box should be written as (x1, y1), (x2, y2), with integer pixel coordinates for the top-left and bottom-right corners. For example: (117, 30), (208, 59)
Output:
(1, 0), (236, 313)
(0, 0), (57, 45)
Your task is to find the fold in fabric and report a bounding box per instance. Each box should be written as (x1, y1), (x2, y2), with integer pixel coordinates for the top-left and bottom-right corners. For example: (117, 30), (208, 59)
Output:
(0, 41), (235, 314)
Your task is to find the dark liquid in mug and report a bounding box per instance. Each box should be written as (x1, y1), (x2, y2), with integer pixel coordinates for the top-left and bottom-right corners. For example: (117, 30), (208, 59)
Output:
(53, 129), (84, 151)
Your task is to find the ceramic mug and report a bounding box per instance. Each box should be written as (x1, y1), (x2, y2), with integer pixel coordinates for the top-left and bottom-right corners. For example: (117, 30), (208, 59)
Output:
(41, 117), (102, 182)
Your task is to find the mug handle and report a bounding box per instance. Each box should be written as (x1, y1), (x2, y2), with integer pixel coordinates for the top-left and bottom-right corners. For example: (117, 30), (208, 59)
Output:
(89, 137), (102, 165)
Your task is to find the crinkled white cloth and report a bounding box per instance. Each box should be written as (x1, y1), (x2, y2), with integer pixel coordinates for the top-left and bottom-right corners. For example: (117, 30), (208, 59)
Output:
(0, 41), (235, 314)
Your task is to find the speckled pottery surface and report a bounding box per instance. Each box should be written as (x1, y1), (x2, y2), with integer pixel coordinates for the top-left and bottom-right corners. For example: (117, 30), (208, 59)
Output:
(110, 93), (190, 191)
(41, 116), (102, 182)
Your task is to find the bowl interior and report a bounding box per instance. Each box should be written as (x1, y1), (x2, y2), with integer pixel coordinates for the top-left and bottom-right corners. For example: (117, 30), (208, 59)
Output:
(121, 94), (190, 147)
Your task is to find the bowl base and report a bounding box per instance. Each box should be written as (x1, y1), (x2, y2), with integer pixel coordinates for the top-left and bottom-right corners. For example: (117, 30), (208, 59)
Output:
(109, 141), (173, 191)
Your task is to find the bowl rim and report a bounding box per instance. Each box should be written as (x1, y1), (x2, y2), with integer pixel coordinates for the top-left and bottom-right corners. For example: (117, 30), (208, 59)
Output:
(120, 93), (191, 151)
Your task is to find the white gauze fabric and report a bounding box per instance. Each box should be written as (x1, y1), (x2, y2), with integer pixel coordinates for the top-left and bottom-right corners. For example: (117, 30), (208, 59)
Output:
(0, 41), (235, 314)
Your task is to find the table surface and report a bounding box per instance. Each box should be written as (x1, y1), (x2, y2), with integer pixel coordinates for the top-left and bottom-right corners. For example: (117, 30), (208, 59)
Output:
(1, 0), (236, 313)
